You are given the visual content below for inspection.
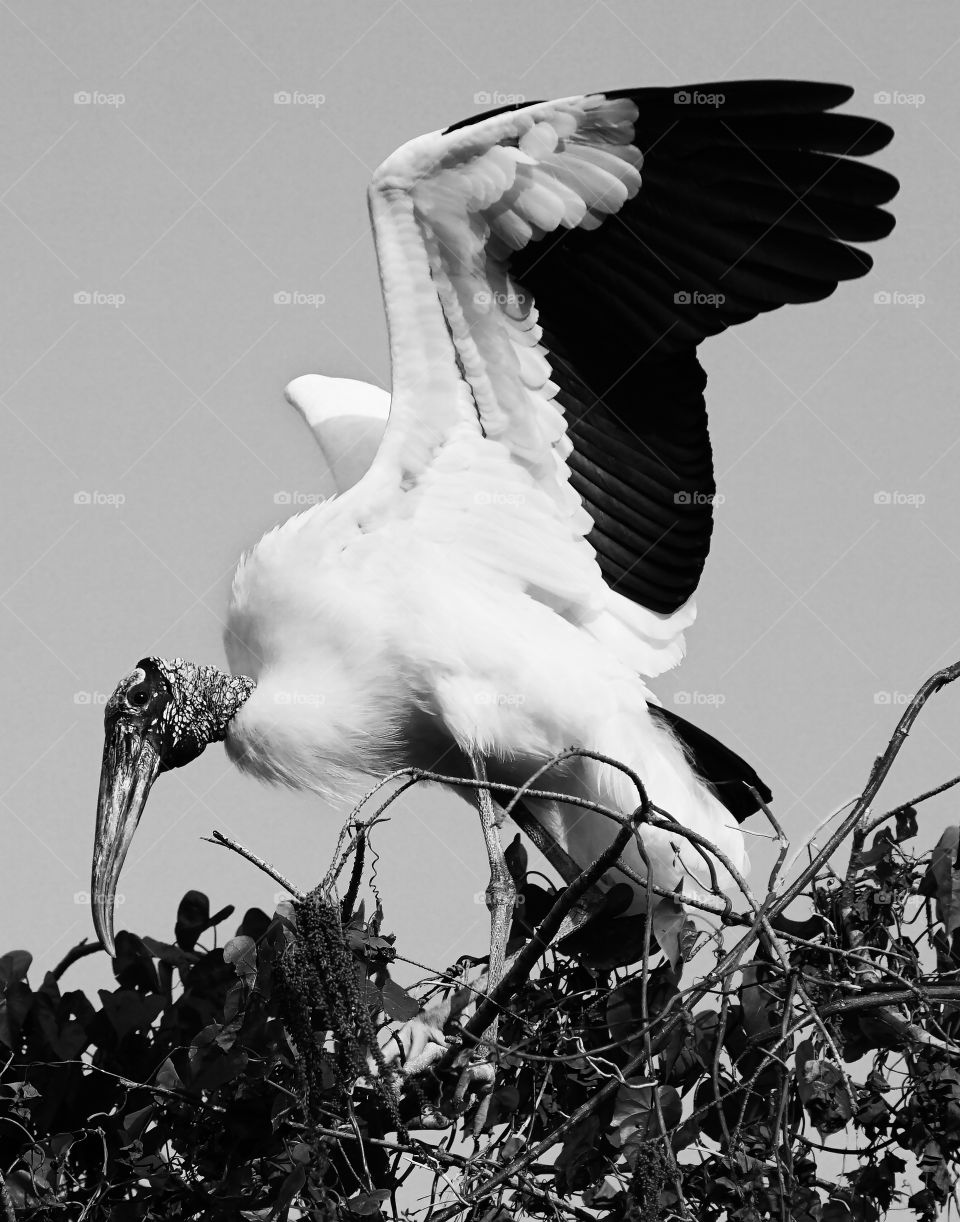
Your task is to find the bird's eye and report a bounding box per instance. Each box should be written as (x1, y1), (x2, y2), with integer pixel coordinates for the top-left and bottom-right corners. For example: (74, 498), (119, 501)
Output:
(127, 684), (151, 708)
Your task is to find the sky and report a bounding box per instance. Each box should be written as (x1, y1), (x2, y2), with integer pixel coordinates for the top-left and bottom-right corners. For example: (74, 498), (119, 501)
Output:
(2, 0), (959, 1019)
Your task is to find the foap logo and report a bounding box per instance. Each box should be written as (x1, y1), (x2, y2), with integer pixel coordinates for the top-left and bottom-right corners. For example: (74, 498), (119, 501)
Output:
(874, 691), (913, 706)
(273, 291), (325, 308)
(675, 490), (725, 506)
(74, 491), (126, 508)
(474, 490), (526, 507)
(74, 90), (125, 107)
(674, 89), (725, 108)
(474, 91), (526, 106)
(874, 90), (926, 108)
(873, 491), (925, 508)
(74, 290), (125, 308)
(674, 290), (726, 307)
(674, 691), (726, 707)
(75, 890), (126, 906)
(474, 288), (526, 310)
(273, 690), (325, 707)
(273, 90), (326, 107)
(73, 691), (109, 706)
(873, 290), (925, 308)
(475, 691), (526, 707)
(274, 491), (324, 506)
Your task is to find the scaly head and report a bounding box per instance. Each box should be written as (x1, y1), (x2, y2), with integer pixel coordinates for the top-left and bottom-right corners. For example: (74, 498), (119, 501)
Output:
(93, 657), (254, 955)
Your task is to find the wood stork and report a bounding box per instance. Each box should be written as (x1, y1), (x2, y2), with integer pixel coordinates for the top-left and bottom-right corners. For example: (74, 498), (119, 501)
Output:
(94, 82), (897, 1017)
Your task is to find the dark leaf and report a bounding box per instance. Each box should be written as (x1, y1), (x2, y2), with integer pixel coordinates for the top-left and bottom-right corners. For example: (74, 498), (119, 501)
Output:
(919, 827), (960, 935)
(274, 1166), (307, 1213)
(0, 950), (32, 985)
(98, 990), (165, 1040)
(895, 804), (918, 842)
(380, 977), (420, 1022)
(223, 935), (257, 983)
(346, 1189), (390, 1216)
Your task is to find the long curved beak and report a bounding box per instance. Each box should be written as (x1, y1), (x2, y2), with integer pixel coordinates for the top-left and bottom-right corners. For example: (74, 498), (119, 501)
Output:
(93, 723), (162, 956)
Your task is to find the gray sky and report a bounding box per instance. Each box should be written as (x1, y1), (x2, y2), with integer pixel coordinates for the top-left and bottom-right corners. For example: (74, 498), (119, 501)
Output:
(2, 1), (959, 1017)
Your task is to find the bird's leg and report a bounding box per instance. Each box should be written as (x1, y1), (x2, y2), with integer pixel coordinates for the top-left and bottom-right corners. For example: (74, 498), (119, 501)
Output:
(454, 752), (516, 1126)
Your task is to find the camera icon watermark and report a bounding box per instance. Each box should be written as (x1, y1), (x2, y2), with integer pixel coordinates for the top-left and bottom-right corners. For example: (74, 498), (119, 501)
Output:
(73, 691), (109, 706)
(873, 90), (925, 108)
(674, 691), (726, 707)
(274, 491), (324, 506)
(474, 691), (526, 707)
(474, 490), (526, 507)
(873, 491), (925, 508)
(474, 288), (526, 310)
(874, 691), (912, 706)
(74, 290), (125, 308)
(74, 491), (126, 508)
(873, 290), (925, 308)
(674, 490), (724, 506)
(74, 90), (125, 107)
(474, 91), (526, 106)
(273, 290), (325, 308)
(273, 90), (326, 107)
(674, 290), (725, 307)
(673, 90), (725, 108)
(273, 690), (325, 707)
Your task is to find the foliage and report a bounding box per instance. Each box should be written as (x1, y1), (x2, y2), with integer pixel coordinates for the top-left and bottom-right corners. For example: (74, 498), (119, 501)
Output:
(5, 668), (960, 1220)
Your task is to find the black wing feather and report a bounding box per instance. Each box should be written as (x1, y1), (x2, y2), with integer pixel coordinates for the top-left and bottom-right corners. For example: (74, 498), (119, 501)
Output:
(448, 80), (897, 613)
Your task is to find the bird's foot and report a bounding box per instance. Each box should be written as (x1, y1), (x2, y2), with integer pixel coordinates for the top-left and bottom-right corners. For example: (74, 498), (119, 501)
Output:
(454, 1056), (496, 1134)
(378, 1012), (450, 1076)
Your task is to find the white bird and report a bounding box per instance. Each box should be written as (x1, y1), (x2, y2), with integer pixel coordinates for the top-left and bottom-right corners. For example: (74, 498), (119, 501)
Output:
(93, 82), (897, 1020)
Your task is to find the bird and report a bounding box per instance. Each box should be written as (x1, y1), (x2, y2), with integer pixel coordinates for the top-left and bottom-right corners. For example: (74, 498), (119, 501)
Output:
(93, 81), (897, 1038)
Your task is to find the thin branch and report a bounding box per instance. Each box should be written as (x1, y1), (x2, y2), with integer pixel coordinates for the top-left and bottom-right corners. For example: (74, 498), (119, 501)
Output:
(203, 830), (304, 900)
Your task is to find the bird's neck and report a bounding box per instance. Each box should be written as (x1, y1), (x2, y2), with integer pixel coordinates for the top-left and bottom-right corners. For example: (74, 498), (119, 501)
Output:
(151, 657), (256, 752)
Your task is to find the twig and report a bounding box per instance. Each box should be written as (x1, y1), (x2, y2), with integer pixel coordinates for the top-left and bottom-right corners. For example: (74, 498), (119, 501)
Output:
(863, 771), (960, 839)
(770, 661), (960, 922)
(203, 830), (304, 901)
(51, 938), (104, 981)
(444, 795), (650, 1065)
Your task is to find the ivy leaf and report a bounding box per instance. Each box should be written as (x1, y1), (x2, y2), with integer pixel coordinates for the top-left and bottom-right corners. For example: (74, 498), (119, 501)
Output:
(919, 826), (960, 935)
(380, 977), (420, 1022)
(0, 951), (32, 986)
(795, 1049), (853, 1136)
(651, 893), (686, 970)
(274, 1166), (307, 1214)
(895, 805), (918, 842)
(98, 990), (165, 1040)
(223, 936), (257, 984)
(346, 1189), (390, 1216)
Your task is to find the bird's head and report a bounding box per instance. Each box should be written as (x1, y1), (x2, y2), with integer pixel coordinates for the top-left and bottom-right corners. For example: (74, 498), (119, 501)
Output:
(92, 656), (254, 955)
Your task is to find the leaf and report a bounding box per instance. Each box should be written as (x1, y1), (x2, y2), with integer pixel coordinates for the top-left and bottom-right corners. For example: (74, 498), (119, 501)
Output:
(505, 833), (527, 886)
(175, 890), (210, 950)
(795, 1050), (853, 1136)
(155, 1058), (184, 1091)
(0, 951), (32, 985)
(346, 1189), (390, 1216)
(651, 894), (686, 970)
(140, 936), (197, 969)
(611, 1078), (682, 1159)
(274, 1166), (307, 1214)
(920, 827), (960, 936)
(380, 977), (420, 1022)
(895, 805), (918, 841)
(98, 990), (165, 1040)
(223, 935), (257, 983)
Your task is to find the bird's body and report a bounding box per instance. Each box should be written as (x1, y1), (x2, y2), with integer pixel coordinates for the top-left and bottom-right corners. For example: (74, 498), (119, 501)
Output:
(93, 79), (898, 977)
(224, 480), (741, 898)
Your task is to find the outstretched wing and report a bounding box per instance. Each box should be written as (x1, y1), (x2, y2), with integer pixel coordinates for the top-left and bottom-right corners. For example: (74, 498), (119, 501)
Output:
(348, 81), (895, 667)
